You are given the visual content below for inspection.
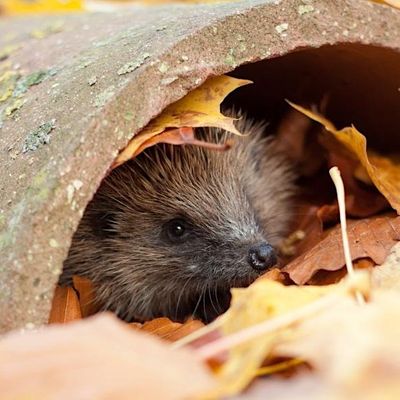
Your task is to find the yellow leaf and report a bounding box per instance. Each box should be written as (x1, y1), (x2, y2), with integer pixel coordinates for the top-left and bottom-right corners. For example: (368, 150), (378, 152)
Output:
(2, 0), (82, 14)
(288, 101), (400, 214)
(113, 75), (252, 168)
(198, 272), (369, 398)
(265, 290), (400, 400)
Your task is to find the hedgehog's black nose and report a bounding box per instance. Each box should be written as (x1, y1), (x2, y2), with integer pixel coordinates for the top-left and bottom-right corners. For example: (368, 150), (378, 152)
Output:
(247, 242), (277, 271)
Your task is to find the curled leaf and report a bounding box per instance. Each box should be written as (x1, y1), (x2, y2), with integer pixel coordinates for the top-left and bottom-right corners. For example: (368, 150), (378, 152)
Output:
(288, 102), (400, 214)
(113, 75), (252, 167)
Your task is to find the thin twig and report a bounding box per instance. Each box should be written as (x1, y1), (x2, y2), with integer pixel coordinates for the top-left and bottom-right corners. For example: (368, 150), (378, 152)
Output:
(329, 166), (365, 305)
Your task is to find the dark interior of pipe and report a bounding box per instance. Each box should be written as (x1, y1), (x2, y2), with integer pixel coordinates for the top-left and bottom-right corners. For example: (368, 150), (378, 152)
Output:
(225, 43), (400, 152)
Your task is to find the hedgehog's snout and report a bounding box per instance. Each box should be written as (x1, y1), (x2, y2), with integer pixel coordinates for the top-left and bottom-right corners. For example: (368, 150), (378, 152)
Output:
(247, 242), (277, 271)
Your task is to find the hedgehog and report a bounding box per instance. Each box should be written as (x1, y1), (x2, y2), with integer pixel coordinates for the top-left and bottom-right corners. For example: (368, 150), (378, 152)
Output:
(61, 115), (295, 323)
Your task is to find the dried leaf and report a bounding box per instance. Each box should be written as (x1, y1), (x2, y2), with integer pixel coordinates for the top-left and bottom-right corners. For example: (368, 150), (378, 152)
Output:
(308, 258), (375, 286)
(129, 126), (231, 159)
(51, 277), (203, 342)
(283, 214), (400, 285)
(48, 286), (81, 323)
(113, 75), (252, 167)
(288, 102), (400, 214)
(133, 317), (204, 342)
(138, 317), (182, 336)
(72, 275), (99, 317)
(163, 320), (205, 341)
(2, 0), (82, 14)
(197, 273), (369, 398)
(259, 290), (400, 400)
(0, 314), (215, 399)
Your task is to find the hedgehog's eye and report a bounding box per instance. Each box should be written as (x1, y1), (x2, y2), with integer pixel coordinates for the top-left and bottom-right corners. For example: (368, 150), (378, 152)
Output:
(164, 218), (190, 243)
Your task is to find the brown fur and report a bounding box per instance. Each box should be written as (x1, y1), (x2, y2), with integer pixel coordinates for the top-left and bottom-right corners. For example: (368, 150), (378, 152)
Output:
(61, 116), (295, 322)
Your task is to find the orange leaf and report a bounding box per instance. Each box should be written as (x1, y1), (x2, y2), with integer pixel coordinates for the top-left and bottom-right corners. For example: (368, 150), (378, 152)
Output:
(130, 317), (204, 342)
(48, 286), (82, 323)
(72, 275), (99, 318)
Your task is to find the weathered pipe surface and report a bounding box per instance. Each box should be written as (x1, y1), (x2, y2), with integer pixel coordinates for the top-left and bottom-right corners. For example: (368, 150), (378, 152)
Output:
(0, 0), (399, 332)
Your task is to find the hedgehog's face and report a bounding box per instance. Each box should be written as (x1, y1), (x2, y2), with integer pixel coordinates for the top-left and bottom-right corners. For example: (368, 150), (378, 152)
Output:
(149, 211), (277, 322)
(96, 209), (276, 323)
(88, 181), (279, 323)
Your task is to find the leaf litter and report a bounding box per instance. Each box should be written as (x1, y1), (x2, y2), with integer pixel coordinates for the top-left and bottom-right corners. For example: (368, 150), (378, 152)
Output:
(9, 73), (400, 399)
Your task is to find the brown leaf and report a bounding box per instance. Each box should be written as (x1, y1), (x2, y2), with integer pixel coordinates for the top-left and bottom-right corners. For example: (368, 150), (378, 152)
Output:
(0, 314), (215, 399)
(307, 258), (375, 286)
(130, 317), (204, 342)
(159, 320), (205, 342)
(72, 275), (99, 318)
(48, 286), (82, 324)
(140, 317), (182, 335)
(52, 278), (203, 342)
(130, 126), (231, 159)
(283, 214), (400, 284)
